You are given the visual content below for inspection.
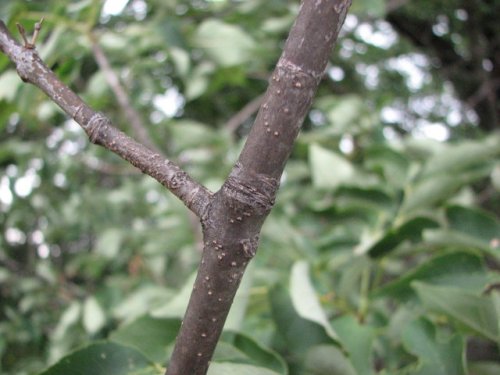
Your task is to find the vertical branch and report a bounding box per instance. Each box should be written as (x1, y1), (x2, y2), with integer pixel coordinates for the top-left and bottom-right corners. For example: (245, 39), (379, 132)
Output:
(165, 1), (352, 375)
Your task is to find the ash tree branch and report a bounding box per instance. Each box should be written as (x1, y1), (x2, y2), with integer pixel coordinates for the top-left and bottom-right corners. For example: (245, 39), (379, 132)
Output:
(0, 1), (353, 373)
(0, 21), (212, 218)
(165, 1), (352, 375)
(88, 33), (206, 250)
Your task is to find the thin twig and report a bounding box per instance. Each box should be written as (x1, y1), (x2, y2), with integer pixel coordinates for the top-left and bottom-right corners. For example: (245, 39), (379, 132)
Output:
(89, 33), (161, 153)
(224, 94), (264, 135)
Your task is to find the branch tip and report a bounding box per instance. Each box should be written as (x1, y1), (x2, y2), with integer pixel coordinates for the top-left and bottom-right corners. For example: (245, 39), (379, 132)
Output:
(32, 17), (44, 46)
(16, 17), (44, 49)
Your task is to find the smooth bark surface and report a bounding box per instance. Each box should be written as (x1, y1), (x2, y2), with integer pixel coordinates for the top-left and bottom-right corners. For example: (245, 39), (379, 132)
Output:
(0, 1), (352, 374)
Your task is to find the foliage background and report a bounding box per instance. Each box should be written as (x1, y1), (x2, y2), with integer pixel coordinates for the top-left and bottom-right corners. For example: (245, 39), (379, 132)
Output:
(0, 0), (499, 374)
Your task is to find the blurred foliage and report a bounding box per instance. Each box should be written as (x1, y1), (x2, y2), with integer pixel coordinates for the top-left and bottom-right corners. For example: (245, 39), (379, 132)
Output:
(1, 0), (499, 374)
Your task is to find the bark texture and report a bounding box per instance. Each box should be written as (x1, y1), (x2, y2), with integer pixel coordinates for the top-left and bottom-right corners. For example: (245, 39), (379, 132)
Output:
(166, 1), (352, 374)
(0, 1), (353, 374)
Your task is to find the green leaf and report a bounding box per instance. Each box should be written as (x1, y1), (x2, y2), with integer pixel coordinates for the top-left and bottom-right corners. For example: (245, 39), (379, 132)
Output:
(110, 315), (181, 363)
(94, 228), (123, 259)
(366, 216), (439, 257)
(207, 362), (281, 375)
(169, 47), (190, 77)
(216, 331), (287, 375)
(303, 345), (357, 375)
(492, 291), (500, 346)
(412, 282), (499, 341)
(269, 284), (335, 356)
(402, 318), (465, 375)
(492, 164), (500, 191)
(99, 32), (129, 51)
(38, 342), (154, 375)
(309, 144), (378, 189)
(83, 296), (106, 335)
(87, 71), (110, 99)
(194, 20), (257, 67)
(401, 175), (464, 214)
(170, 120), (218, 151)
(336, 255), (371, 305)
(290, 261), (338, 340)
(112, 286), (173, 324)
(0, 70), (21, 101)
(401, 138), (500, 214)
(364, 145), (410, 187)
(309, 144), (355, 189)
(335, 186), (394, 211)
(446, 205), (500, 248)
(424, 229), (495, 253)
(350, 0), (386, 16)
(317, 95), (365, 134)
(51, 302), (81, 341)
(421, 137), (500, 178)
(261, 14), (295, 34)
(152, 273), (196, 318)
(374, 251), (488, 300)
(332, 315), (376, 375)
(184, 62), (214, 100)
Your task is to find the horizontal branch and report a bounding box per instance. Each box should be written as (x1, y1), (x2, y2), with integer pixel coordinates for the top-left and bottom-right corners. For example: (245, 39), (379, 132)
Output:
(0, 20), (212, 218)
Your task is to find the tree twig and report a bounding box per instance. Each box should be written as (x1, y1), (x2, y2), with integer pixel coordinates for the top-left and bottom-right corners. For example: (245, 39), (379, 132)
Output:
(224, 94), (264, 134)
(0, 21), (212, 218)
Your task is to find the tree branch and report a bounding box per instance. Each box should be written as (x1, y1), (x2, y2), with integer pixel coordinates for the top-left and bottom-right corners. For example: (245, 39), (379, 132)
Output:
(165, 1), (352, 374)
(0, 1), (353, 373)
(0, 20), (212, 218)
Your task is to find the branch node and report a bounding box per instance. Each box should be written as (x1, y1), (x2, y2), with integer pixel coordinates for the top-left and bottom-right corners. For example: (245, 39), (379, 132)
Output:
(224, 162), (278, 215)
(87, 113), (109, 144)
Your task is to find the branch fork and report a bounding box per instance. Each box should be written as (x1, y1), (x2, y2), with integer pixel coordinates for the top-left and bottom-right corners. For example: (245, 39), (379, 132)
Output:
(0, 2), (353, 374)
(16, 17), (44, 49)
